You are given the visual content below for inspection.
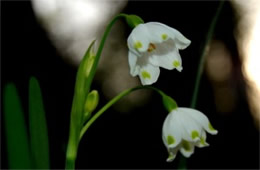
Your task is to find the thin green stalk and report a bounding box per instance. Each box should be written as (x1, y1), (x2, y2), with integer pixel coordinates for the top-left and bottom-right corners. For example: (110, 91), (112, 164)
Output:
(65, 159), (75, 170)
(79, 86), (166, 140)
(179, 1), (225, 169)
(190, 1), (225, 108)
(85, 13), (127, 89)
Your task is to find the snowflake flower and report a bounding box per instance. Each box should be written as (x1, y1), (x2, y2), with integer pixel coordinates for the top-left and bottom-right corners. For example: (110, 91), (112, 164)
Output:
(127, 22), (191, 85)
(162, 107), (218, 162)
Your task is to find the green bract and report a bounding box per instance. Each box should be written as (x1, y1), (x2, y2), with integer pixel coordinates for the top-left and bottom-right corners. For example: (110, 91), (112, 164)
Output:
(162, 95), (178, 112)
(125, 14), (144, 28)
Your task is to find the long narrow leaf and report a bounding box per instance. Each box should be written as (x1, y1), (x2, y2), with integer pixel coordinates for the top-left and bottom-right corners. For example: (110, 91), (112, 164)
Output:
(3, 84), (32, 169)
(29, 77), (50, 169)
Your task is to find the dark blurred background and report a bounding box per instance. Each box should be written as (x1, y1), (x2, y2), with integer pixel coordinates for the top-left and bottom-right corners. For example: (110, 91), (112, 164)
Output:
(1, 0), (260, 169)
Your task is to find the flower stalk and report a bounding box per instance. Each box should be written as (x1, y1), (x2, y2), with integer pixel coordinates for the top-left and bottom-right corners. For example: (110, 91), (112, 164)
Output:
(178, 1), (225, 169)
(190, 1), (225, 108)
(80, 85), (175, 140)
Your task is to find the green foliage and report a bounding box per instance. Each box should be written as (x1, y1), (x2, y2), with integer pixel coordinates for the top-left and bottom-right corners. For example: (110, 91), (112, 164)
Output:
(3, 84), (32, 169)
(29, 77), (50, 169)
(3, 77), (50, 169)
(66, 40), (96, 169)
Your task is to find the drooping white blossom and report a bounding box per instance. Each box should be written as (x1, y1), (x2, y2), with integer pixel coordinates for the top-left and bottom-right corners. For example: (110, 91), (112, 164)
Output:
(162, 107), (218, 162)
(127, 22), (191, 85)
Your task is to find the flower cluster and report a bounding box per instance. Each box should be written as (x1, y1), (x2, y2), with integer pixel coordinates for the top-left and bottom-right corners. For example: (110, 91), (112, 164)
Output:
(127, 20), (217, 162)
(127, 22), (191, 85)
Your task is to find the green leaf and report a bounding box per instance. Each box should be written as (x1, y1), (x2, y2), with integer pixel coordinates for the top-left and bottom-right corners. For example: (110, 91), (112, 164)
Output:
(29, 77), (50, 169)
(66, 40), (96, 169)
(3, 83), (32, 169)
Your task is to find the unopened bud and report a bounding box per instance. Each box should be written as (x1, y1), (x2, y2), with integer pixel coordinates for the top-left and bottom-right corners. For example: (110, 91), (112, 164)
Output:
(84, 90), (99, 114)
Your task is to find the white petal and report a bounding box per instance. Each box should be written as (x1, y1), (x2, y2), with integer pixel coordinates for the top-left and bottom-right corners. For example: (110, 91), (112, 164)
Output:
(177, 108), (202, 142)
(180, 140), (195, 158)
(196, 130), (209, 148)
(167, 28), (191, 50)
(166, 146), (180, 162)
(183, 108), (218, 135)
(150, 43), (183, 71)
(150, 22), (191, 50)
(162, 111), (182, 148)
(127, 24), (150, 53)
(138, 64), (160, 85)
(128, 51), (139, 76)
(145, 22), (173, 43)
(166, 153), (176, 162)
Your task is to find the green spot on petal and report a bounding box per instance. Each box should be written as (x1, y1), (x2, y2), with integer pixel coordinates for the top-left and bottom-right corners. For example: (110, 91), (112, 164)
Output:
(200, 137), (206, 145)
(162, 34), (168, 40)
(141, 71), (151, 79)
(134, 41), (142, 49)
(182, 140), (191, 151)
(173, 60), (180, 68)
(191, 130), (199, 140)
(167, 152), (175, 162)
(208, 123), (216, 131)
(167, 135), (175, 145)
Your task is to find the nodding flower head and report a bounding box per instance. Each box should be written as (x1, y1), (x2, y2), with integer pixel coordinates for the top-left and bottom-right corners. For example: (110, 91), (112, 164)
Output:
(127, 22), (191, 85)
(162, 107), (218, 162)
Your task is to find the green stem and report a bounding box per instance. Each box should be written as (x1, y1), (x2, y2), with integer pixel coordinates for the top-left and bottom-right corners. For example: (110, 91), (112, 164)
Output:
(79, 86), (166, 140)
(65, 13), (127, 170)
(179, 1), (225, 170)
(65, 159), (75, 170)
(190, 1), (225, 108)
(86, 13), (127, 89)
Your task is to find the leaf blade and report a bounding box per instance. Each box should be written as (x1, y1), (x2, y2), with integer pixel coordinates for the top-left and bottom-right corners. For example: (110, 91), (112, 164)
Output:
(29, 77), (50, 169)
(3, 83), (32, 169)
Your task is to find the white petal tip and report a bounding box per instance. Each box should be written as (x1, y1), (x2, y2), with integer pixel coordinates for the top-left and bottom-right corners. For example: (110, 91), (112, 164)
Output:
(181, 39), (191, 49)
(181, 152), (193, 158)
(186, 39), (191, 45)
(193, 137), (201, 142)
(197, 142), (210, 148)
(209, 130), (218, 135)
(166, 158), (173, 162)
(177, 66), (183, 72)
(140, 81), (154, 86)
(204, 143), (210, 147)
(130, 71), (135, 77)
(166, 156), (176, 162)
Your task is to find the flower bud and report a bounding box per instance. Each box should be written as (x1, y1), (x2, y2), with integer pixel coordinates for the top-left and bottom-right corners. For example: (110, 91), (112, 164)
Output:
(125, 14), (144, 28)
(84, 41), (96, 78)
(84, 90), (99, 114)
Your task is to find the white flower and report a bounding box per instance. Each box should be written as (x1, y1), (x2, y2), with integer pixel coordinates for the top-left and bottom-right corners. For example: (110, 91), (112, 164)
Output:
(127, 22), (191, 85)
(162, 107), (218, 162)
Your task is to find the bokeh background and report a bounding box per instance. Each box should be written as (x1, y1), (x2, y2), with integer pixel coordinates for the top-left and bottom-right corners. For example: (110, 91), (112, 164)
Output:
(1, 0), (260, 169)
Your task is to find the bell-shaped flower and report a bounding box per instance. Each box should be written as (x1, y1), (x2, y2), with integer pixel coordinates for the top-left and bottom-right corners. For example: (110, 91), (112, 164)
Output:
(162, 107), (218, 162)
(127, 22), (191, 85)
